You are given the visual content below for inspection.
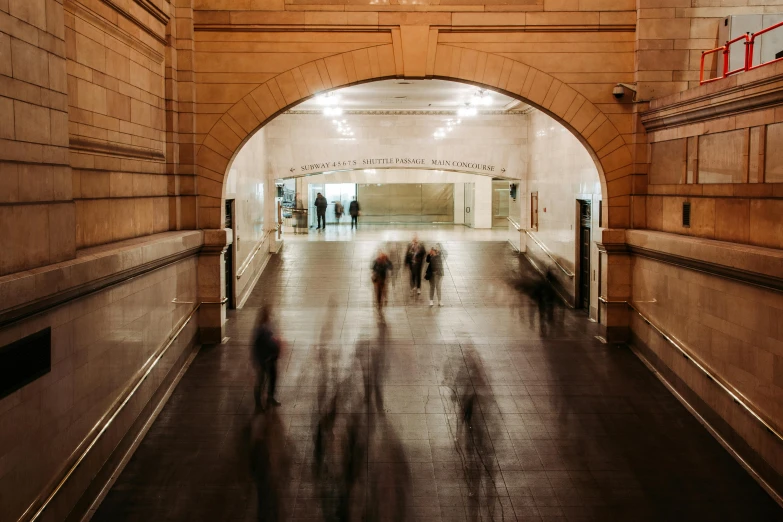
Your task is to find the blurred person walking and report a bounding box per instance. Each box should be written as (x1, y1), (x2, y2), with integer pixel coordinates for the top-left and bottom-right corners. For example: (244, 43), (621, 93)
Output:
(334, 200), (344, 224)
(315, 192), (328, 230)
(404, 235), (426, 297)
(425, 244), (445, 307)
(371, 249), (393, 312)
(252, 306), (282, 411)
(349, 196), (360, 230)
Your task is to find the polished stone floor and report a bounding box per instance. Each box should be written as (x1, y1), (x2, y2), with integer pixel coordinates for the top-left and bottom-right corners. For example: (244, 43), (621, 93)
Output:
(283, 223), (512, 243)
(91, 241), (782, 521)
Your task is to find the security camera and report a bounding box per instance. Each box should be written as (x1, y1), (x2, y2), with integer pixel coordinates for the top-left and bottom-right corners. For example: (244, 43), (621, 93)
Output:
(613, 83), (639, 102)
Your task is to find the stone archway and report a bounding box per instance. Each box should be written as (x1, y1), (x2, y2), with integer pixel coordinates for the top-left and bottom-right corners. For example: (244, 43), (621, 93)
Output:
(195, 44), (633, 231)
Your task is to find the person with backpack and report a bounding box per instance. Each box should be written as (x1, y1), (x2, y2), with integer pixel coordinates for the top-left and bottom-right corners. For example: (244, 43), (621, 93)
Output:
(404, 235), (426, 297)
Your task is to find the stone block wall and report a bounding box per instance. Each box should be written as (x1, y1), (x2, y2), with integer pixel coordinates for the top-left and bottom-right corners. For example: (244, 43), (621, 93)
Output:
(638, 67), (783, 250)
(0, 0), (73, 277)
(65, 0), (171, 249)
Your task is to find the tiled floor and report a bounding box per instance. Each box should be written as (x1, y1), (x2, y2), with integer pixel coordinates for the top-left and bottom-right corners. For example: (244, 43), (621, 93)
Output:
(282, 223), (512, 243)
(91, 241), (782, 521)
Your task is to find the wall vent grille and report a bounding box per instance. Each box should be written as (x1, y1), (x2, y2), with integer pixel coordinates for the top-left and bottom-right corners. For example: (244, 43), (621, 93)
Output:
(682, 202), (691, 228)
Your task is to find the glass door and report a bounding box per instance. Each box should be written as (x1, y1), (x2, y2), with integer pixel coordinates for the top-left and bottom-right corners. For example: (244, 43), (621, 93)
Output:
(308, 184), (324, 228)
(324, 183), (356, 224)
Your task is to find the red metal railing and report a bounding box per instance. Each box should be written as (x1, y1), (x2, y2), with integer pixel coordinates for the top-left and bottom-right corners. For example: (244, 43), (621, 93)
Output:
(699, 34), (750, 85)
(747, 19), (783, 71)
(700, 20), (783, 85)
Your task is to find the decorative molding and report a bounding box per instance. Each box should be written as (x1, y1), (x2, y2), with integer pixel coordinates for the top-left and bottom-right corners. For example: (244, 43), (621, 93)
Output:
(70, 137), (166, 162)
(193, 24), (635, 34)
(642, 77), (783, 132)
(194, 25), (390, 33)
(0, 246), (200, 329)
(629, 245), (783, 293)
(131, 0), (170, 25)
(66, 0), (166, 58)
(284, 109), (528, 116)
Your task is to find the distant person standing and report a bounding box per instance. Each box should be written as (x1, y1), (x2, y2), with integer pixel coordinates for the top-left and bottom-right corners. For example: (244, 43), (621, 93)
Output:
(349, 196), (360, 230)
(315, 192), (328, 230)
(425, 244), (445, 307)
(334, 200), (344, 224)
(252, 306), (282, 411)
(371, 249), (393, 311)
(405, 235), (426, 297)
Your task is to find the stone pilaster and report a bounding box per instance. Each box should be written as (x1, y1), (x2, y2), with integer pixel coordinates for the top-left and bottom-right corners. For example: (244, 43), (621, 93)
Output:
(596, 229), (631, 343)
(198, 228), (233, 343)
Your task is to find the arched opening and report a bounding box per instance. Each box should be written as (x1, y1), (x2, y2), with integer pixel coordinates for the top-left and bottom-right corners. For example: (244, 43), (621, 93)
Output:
(222, 78), (603, 318)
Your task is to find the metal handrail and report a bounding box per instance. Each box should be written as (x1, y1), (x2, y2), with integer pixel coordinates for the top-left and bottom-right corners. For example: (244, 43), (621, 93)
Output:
(603, 297), (783, 446)
(524, 229), (574, 278)
(236, 229), (276, 279)
(748, 20), (783, 71)
(506, 216), (522, 231)
(22, 305), (200, 522)
(700, 20), (783, 84)
(700, 34), (750, 85)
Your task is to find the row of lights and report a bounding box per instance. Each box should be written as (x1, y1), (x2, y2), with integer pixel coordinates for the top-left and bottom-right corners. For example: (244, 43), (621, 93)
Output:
(317, 92), (344, 116)
(434, 118), (462, 140)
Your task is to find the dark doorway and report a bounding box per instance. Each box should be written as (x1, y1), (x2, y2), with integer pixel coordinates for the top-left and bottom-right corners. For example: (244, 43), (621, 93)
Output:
(224, 199), (235, 310)
(578, 200), (591, 313)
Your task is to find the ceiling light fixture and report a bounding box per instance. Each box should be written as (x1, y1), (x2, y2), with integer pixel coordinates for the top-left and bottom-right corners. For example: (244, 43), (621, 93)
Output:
(323, 106), (343, 116)
(457, 105), (477, 117)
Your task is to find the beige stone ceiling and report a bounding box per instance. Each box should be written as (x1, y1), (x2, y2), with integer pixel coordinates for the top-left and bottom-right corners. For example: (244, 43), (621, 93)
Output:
(295, 79), (526, 112)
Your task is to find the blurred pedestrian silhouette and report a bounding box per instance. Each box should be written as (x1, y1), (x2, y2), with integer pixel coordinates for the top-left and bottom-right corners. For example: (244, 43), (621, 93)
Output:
(252, 306), (282, 411)
(511, 268), (562, 336)
(334, 200), (344, 224)
(404, 235), (426, 298)
(425, 244), (445, 307)
(247, 409), (292, 521)
(349, 196), (360, 230)
(371, 249), (393, 312)
(453, 350), (505, 522)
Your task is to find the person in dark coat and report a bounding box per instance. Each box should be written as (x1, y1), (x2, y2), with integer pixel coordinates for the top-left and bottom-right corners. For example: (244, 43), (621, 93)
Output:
(425, 244), (446, 307)
(314, 192), (328, 230)
(349, 196), (360, 230)
(371, 249), (393, 311)
(252, 306), (282, 410)
(404, 236), (426, 297)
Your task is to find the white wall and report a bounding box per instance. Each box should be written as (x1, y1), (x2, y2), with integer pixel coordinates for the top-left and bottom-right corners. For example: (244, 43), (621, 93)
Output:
(225, 127), (277, 305)
(525, 111), (602, 316)
(265, 111), (528, 180)
(298, 169), (494, 228)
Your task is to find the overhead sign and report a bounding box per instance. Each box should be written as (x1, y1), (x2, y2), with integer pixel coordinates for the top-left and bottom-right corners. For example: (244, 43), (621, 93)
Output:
(293, 157), (505, 176)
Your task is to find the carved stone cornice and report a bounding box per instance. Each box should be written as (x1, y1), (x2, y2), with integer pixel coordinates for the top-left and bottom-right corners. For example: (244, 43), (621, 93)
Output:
(66, 0), (166, 60)
(641, 75), (783, 132)
(70, 137), (166, 162)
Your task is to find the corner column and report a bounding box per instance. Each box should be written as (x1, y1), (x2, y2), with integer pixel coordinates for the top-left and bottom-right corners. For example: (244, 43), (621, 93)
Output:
(596, 229), (631, 343)
(198, 229), (233, 343)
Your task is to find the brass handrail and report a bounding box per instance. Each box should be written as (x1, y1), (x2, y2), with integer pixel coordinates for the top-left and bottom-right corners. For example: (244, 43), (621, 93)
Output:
(236, 230), (275, 279)
(22, 305), (200, 522)
(605, 298), (783, 446)
(506, 216), (522, 231)
(524, 230), (575, 278)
